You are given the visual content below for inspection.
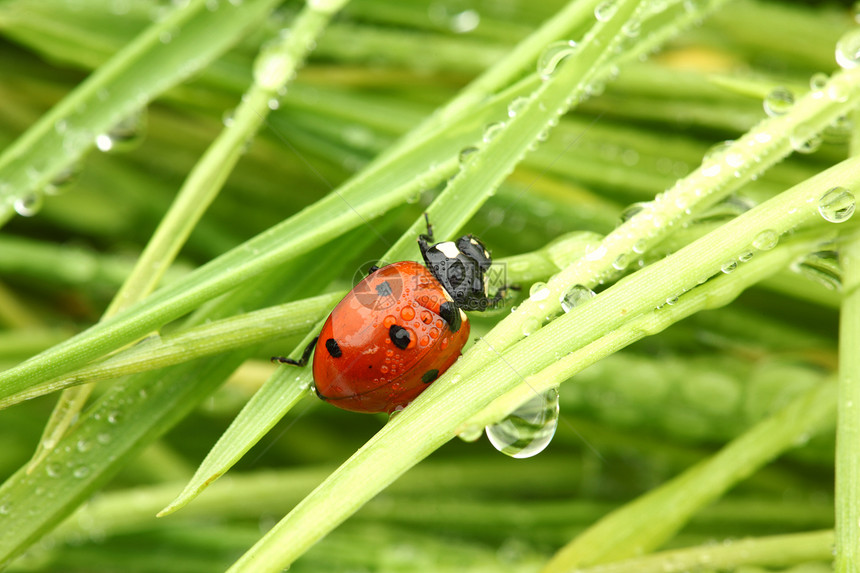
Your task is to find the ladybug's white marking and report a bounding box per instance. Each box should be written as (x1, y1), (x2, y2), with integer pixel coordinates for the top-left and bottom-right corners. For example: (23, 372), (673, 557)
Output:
(436, 241), (461, 259)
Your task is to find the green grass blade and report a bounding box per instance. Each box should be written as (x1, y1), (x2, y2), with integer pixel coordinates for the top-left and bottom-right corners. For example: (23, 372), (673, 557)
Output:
(0, 0), (281, 224)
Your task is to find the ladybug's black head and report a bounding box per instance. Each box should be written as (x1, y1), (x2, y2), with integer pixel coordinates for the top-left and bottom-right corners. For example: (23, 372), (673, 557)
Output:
(418, 233), (493, 311)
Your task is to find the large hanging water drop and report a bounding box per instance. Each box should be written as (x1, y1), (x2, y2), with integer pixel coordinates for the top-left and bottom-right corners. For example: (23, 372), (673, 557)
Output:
(763, 87), (794, 117)
(485, 388), (559, 458)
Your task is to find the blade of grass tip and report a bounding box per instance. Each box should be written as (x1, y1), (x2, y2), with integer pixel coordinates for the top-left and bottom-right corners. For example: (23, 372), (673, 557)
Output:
(573, 530), (835, 573)
(836, 228), (860, 572)
(26, 0), (350, 471)
(0, 0), (281, 226)
(226, 152), (860, 573)
(541, 376), (837, 572)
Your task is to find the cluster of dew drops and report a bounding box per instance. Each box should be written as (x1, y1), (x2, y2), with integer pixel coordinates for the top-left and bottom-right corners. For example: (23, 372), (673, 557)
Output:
(470, 12), (860, 459)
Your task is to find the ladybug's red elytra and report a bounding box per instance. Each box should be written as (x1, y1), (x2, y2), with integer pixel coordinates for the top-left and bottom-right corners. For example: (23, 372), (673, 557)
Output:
(274, 217), (505, 414)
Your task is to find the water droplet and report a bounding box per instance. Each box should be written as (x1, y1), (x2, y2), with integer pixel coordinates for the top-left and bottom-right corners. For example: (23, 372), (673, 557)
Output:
(791, 250), (842, 289)
(789, 123), (821, 154)
(254, 43), (296, 90)
(763, 87), (794, 117)
(721, 261), (737, 274)
(836, 29), (860, 69)
(507, 97), (528, 118)
(457, 425), (482, 442)
(612, 253), (630, 270)
(619, 201), (649, 223)
(107, 411), (121, 424)
(73, 466), (90, 479)
(13, 193), (43, 217)
(537, 41), (578, 79)
(529, 282), (550, 301)
(483, 122), (505, 143)
(486, 388), (559, 458)
(584, 243), (607, 261)
(594, 0), (617, 21)
(76, 439), (92, 453)
(458, 146), (479, 166)
(45, 463), (62, 478)
(752, 230), (779, 251)
(522, 317), (541, 336)
(0, 504), (9, 516)
(449, 9), (480, 33)
(560, 285), (595, 312)
(95, 108), (147, 153)
(632, 239), (647, 254)
(665, 295), (679, 305)
(621, 19), (641, 38)
(44, 163), (82, 196)
(738, 251), (753, 263)
(818, 187), (855, 223)
(810, 72), (828, 92)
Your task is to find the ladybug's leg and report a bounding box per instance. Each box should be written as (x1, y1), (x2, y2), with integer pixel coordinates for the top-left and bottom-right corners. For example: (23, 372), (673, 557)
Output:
(367, 264), (380, 275)
(272, 336), (318, 367)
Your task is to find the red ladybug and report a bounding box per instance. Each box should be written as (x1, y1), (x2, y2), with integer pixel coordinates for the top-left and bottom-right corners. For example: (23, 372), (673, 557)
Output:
(274, 217), (503, 414)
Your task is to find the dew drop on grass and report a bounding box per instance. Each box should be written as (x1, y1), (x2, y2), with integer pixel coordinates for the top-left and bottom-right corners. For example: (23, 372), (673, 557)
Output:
(789, 123), (822, 154)
(594, 0), (617, 22)
(458, 146), (479, 166)
(449, 9), (480, 33)
(810, 72), (828, 92)
(14, 192), (43, 217)
(818, 187), (855, 223)
(95, 108), (147, 153)
(507, 97), (528, 118)
(521, 317), (541, 336)
(619, 201), (649, 223)
(560, 285), (595, 313)
(483, 122), (505, 143)
(763, 87), (794, 117)
(752, 230), (779, 251)
(44, 163), (82, 196)
(457, 425), (482, 442)
(836, 28), (860, 69)
(486, 388), (559, 458)
(720, 260), (737, 274)
(537, 41), (578, 79)
(528, 282), (550, 301)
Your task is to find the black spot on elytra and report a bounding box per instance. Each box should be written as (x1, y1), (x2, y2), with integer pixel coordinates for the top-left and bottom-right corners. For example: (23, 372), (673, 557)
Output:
(376, 281), (393, 297)
(389, 324), (411, 350)
(325, 338), (342, 358)
(421, 369), (439, 384)
(439, 301), (461, 332)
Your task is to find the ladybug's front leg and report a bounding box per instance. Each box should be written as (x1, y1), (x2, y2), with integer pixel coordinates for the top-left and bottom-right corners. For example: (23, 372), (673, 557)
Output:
(272, 336), (318, 367)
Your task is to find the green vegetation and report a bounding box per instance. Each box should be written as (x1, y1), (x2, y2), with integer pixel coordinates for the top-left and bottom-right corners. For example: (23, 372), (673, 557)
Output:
(0, 0), (856, 571)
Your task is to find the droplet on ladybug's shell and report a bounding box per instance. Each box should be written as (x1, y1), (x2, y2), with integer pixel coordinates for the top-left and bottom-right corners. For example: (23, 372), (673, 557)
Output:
(435, 319), (443, 329)
(386, 349), (393, 357)
(421, 311), (433, 323)
(383, 315), (396, 327)
(420, 335), (430, 346)
(440, 338), (449, 350)
(430, 327), (440, 339)
(401, 306), (415, 320)
(380, 365), (389, 373)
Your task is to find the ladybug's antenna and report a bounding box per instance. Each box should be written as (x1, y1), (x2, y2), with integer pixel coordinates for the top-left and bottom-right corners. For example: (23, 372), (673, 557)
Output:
(423, 212), (434, 243)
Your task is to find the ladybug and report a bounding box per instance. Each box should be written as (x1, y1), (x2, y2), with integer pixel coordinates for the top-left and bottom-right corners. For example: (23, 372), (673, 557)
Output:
(274, 216), (504, 414)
